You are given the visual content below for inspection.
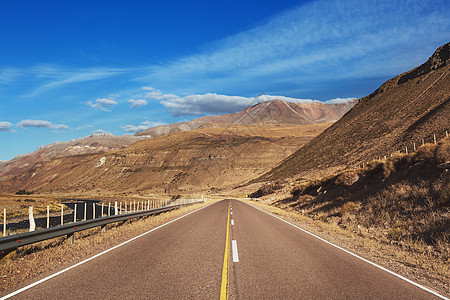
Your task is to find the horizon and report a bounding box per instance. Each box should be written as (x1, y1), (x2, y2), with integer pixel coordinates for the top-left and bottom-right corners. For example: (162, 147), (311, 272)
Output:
(1, 0), (449, 161)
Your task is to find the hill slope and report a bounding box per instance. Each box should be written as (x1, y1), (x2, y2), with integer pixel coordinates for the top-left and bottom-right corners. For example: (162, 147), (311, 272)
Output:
(0, 134), (146, 184)
(264, 42), (450, 180)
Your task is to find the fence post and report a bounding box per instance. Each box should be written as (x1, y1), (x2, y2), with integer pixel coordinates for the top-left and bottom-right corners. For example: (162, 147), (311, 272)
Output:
(101, 203), (104, 217)
(434, 134), (437, 144)
(413, 142), (416, 151)
(446, 131), (448, 137)
(119, 201), (122, 214)
(29, 206), (36, 232)
(115, 202), (118, 215)
(405, 146), (408, 154)
(3, 208), (6, 237)
(93, 203), (96, 219)
(84, 203), (87, 221)
(61, 204), (64, 225)
(74, 204), (77, 223)
(422, 139), (424, 146)
(108, 203), (111, 216)
(47, 205), (50, 228)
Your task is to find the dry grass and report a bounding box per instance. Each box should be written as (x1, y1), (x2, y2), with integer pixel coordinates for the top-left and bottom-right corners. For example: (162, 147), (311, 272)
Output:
(0, 199), (216, 295)
(0, 194), (66, 220)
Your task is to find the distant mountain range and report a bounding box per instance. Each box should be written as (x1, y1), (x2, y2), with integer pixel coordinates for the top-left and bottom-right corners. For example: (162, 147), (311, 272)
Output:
(263, 42), (449, 180)
(135, 99), (356, 137)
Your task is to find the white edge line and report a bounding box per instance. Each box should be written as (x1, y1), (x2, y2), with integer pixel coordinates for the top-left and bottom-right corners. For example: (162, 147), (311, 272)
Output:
(232, 240), (239, 262)
(231, 219), (234, 226)
(1, 202), (214, 300)
(243, 201), (449, 300)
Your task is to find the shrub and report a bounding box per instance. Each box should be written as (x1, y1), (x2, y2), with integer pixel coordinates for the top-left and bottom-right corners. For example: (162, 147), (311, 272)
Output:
(387, 227), (405, 240)
(335, 170), (359, 186)
(339, 201), (359, 217)
(15, 190), (34, 195)
(439, 181), (450, 206)
(435, 137), (450, 163)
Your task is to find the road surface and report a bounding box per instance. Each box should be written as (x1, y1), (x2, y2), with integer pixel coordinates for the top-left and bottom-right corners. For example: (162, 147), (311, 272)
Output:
(3, 199), (445, 299)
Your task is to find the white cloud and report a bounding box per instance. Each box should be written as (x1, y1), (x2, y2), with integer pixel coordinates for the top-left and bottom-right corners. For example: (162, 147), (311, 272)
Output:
(160, 92), (357, 116)
(128, 99), (148, 108)
(16, 119), (68, 130)
(87, 98), (118, 111)
(92, 129), (112, 135)
(122, 120), (166, 133)
(0, 121), (15, 132)
(143, 87), (179, 101)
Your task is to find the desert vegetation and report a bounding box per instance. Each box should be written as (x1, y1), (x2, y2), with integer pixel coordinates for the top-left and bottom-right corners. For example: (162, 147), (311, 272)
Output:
(269, 137), (449, 254)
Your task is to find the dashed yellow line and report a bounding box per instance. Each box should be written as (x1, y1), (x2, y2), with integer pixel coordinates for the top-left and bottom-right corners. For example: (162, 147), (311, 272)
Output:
(220, 201), (231, 300)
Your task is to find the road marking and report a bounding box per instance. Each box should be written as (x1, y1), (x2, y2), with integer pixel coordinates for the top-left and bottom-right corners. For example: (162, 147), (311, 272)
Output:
(220, 201), (231, 300)
(231, 219), (234, 226)
(245, 202), (449, 300)
(1, 202), (214, 300)
(231, 211), (233, 215)
(232, 240), (239, 262)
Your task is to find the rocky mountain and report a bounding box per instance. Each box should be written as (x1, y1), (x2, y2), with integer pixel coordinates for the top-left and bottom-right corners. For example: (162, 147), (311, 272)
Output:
(135, 99), (356, 137)
(0, 134), (146, 181)
(263, 42), (450, 180)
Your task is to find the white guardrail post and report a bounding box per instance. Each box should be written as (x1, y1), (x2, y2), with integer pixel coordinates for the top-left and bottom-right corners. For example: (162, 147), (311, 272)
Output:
(3, 208), (6, 237)
(47, 206), (50, 228)
(29, 206), (36, 232)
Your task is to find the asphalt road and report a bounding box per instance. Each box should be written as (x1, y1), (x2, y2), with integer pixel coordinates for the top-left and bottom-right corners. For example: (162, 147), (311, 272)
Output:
(4, 199), (445, 299)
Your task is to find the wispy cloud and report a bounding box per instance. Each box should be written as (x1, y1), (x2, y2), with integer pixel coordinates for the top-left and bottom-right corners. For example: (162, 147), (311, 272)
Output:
(87, 98), (119, 111)
(136, 0), (449, 95)
(128, 99), (147, 108)
(122, 120), (166, 133)
(0, 121), (16, 132)
(0, 64), (130, 96)
(29, 66), (128, 96)
(0, 67), (24, 85)
(16, 119), (68, 130)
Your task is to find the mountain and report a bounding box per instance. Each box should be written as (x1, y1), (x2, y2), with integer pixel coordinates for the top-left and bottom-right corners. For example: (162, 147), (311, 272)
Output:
(0, 134), (146, 182)
(135, 99), (356, 137)
(0, 124), (330, 194)
(263, 42), (450, 180)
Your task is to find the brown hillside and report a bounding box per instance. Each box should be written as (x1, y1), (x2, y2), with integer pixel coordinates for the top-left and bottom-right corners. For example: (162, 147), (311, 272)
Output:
(0, 134), (145, 183)
(0, 124), (330, 194)
(136, 99), (355, 137)
(264, 42), (450, 180)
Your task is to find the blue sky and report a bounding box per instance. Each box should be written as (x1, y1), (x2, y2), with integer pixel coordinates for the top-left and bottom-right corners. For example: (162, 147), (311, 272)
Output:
(0, 0), (449, 161)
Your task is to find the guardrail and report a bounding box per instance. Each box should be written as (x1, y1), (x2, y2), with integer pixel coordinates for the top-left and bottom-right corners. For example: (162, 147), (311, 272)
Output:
(0, 199), (204, 257)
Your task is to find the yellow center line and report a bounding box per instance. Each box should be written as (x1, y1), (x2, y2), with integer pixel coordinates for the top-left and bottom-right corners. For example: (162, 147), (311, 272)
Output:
(220, 200), (231, 300)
